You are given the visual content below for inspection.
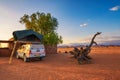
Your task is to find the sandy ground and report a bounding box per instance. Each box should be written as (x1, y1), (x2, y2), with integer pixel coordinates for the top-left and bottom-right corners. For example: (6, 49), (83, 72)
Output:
(0, 46), (120, 80)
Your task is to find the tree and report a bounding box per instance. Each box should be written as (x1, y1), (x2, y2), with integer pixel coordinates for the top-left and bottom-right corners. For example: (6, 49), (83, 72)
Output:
(20, 12), (63, 53)
(43, 32), (63, 46)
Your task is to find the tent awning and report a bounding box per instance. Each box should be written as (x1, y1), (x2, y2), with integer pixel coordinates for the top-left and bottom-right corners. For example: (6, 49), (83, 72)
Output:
(13, 30), (43, 41)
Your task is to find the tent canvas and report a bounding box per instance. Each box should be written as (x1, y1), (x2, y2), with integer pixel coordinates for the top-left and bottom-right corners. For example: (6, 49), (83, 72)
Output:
(13, 30), (43, 41)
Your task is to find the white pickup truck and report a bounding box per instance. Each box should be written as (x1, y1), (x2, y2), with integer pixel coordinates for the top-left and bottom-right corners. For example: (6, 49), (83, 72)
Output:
(16, 43), (46, 62)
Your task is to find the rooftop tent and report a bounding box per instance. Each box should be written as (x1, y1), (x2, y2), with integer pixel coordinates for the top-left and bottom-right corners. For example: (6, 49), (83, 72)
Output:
(13, 30), (43, 41)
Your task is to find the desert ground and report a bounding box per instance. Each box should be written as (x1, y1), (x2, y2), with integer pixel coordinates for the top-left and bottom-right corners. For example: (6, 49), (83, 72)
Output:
(0, 46), (120, 80)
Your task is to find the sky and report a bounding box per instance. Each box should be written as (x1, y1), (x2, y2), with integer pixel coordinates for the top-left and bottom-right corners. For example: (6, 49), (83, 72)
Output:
(0, 0), (120, 45)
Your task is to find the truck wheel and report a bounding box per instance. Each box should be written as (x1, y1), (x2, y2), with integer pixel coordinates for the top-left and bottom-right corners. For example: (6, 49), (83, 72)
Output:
(23, 55), (30, 62)
(16, 53), (20, 59)
(39, 57), (43, 61)
(23, 55), (27, 62)
(27, 58), (30, 62)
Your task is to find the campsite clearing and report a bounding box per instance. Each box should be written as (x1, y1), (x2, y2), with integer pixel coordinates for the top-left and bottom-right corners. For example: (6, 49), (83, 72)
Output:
(0, 46), (120, 80)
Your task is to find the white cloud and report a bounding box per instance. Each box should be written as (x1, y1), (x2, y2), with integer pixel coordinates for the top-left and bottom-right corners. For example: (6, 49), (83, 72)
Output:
(109, 6), (120, 11)
(80, 23), (87, 27)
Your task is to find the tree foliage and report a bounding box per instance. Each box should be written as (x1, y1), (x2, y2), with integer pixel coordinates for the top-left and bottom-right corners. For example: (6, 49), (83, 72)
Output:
(20, 12), (63, 45)
(44, 32), (63, 45)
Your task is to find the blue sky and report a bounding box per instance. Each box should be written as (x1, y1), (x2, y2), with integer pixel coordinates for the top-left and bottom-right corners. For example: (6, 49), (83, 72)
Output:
(0, 0), (120, 44)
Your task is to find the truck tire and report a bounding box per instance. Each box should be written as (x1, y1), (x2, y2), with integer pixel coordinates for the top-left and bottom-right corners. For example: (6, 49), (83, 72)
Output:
(16, 53), (20, 59)
(39, 57), (43, 61)
(23, 55), (30, 62)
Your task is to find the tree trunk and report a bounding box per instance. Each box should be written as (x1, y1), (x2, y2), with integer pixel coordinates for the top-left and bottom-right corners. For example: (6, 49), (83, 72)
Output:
(45, 45), (57, 54)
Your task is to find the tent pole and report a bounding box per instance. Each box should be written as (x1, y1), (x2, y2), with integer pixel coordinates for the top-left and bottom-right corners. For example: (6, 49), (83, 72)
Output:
(9, 41), (17, 64)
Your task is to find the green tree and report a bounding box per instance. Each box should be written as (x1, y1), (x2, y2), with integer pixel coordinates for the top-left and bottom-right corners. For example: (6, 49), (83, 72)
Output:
(20, 12), (63, 45)
(44, 32), (63, 46)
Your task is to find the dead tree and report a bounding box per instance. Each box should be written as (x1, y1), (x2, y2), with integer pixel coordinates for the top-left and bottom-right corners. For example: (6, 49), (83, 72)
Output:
(84, 32), (101, 58)
(69, 47), (80, 58)
(78, 32), (101, 64)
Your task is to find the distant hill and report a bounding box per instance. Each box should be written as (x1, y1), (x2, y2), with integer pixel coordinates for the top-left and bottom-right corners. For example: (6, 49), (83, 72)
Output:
(99, 40), (120, 46)
(58, 40), (120, 47)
